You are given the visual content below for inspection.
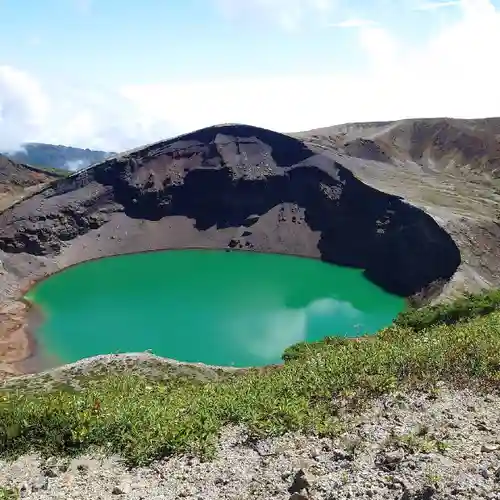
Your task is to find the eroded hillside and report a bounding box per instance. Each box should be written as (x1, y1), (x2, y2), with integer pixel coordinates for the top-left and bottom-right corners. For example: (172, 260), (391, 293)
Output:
(293, 117), (500, 299)
(0, 155), (64, 211)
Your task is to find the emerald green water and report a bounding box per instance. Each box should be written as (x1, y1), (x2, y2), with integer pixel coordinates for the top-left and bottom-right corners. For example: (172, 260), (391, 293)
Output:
(25, 249), (405, 368)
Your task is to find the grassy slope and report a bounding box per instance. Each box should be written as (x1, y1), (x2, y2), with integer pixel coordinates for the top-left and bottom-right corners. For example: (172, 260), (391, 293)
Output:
(1, 292), (500, 467)
(0, 487), (17, 500)
(24, 164), (71, 177)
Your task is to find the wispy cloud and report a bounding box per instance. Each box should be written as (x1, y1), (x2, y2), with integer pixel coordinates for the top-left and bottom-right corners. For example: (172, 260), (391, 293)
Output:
(73, 0), (92, 14)
(65, 159), (88, 171)
(329, 18), (377, 28)
(215, 0), (337, 31)
(0, 65), (49, 151)
(414, 0), (461, 10)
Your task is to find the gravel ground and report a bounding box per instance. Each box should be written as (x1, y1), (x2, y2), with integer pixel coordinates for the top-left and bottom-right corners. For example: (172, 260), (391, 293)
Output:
(2, 384), (500, 499)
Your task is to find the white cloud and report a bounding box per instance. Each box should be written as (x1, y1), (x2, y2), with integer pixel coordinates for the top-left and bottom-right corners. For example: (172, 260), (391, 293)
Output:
(0, 71), (177, 153)
(0, 66), (50, 152)
(414, 0), (461, 10)
(357, 26), (399, 71)
(215, 0), (336, 30)
(65, 159), (87, 171)
(1, 0), (499, 152)
(330, 18), (377, 27)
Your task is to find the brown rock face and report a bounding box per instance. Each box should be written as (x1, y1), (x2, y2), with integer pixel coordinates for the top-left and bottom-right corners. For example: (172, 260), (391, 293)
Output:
(0, 124), (460, 297)
(0, 155), (59, 190)
(0, 155), (63, 211)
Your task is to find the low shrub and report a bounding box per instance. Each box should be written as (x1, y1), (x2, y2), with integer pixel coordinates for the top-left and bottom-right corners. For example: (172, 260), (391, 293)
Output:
(394, 289), (500, 331)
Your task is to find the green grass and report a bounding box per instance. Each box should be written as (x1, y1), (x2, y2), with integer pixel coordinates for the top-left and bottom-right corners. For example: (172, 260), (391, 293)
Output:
(25, 164), (71, 177)
(284, 288), (500, 362)
(2, 296), (500, 467)
(0, 487), (18, 500)
(394, 288), (500, 331)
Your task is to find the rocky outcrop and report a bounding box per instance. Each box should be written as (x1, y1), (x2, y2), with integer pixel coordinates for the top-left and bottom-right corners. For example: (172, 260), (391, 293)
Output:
(0, 124), (460, 297)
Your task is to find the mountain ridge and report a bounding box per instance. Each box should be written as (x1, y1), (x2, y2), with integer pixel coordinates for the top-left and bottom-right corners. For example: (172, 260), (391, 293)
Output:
(292, 116), (500, 178)
(4, 143), (114, 172)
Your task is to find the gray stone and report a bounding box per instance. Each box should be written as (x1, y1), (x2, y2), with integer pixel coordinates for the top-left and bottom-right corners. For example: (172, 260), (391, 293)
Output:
(376, 449), (405, 470)
(31, 476), (49, 491)
(112, 484), (130, 495)
(384, 450), (405, 464)
(332, 449), (353, 461)
(19, 482), (29, 498)
(482, 444), (499, 453)
(77, 463), (89, 473)
(42, 466), (58, 478)
(481, 468), (490, 479)
(494, 468), (500, 481)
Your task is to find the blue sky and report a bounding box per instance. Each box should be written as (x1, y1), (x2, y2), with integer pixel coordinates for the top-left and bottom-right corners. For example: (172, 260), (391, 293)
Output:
(1, 0), (500, 151)
(1, 0), (462, 85)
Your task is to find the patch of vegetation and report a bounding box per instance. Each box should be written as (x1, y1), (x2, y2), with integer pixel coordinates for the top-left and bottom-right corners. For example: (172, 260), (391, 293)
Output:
(282, 289), (500, 362)
(0, 486), (18, 500)
(394, 289), (500, 331)
(384, 425), (449, 455)
(282, 336), (354, 362)
(1, 296), (500, 466)
(27, 164), (71, 177)
(0, 354), (231, 394)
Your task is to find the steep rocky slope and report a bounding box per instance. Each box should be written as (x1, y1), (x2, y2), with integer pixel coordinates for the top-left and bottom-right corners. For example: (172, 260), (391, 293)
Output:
(292, 117), (500, 298)
(0, 155), (64, 211)
(3, 386), (500, 500)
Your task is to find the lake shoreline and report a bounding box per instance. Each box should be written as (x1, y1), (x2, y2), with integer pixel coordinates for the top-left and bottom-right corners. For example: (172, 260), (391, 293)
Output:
(1, 247), (409, 381)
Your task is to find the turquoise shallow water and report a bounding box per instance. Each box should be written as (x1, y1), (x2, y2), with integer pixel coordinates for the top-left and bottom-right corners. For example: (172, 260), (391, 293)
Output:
(25, 249), (405, 368)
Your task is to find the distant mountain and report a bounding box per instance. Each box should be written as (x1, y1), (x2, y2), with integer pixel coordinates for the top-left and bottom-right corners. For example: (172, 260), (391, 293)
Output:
(5, 143), (115, 172)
